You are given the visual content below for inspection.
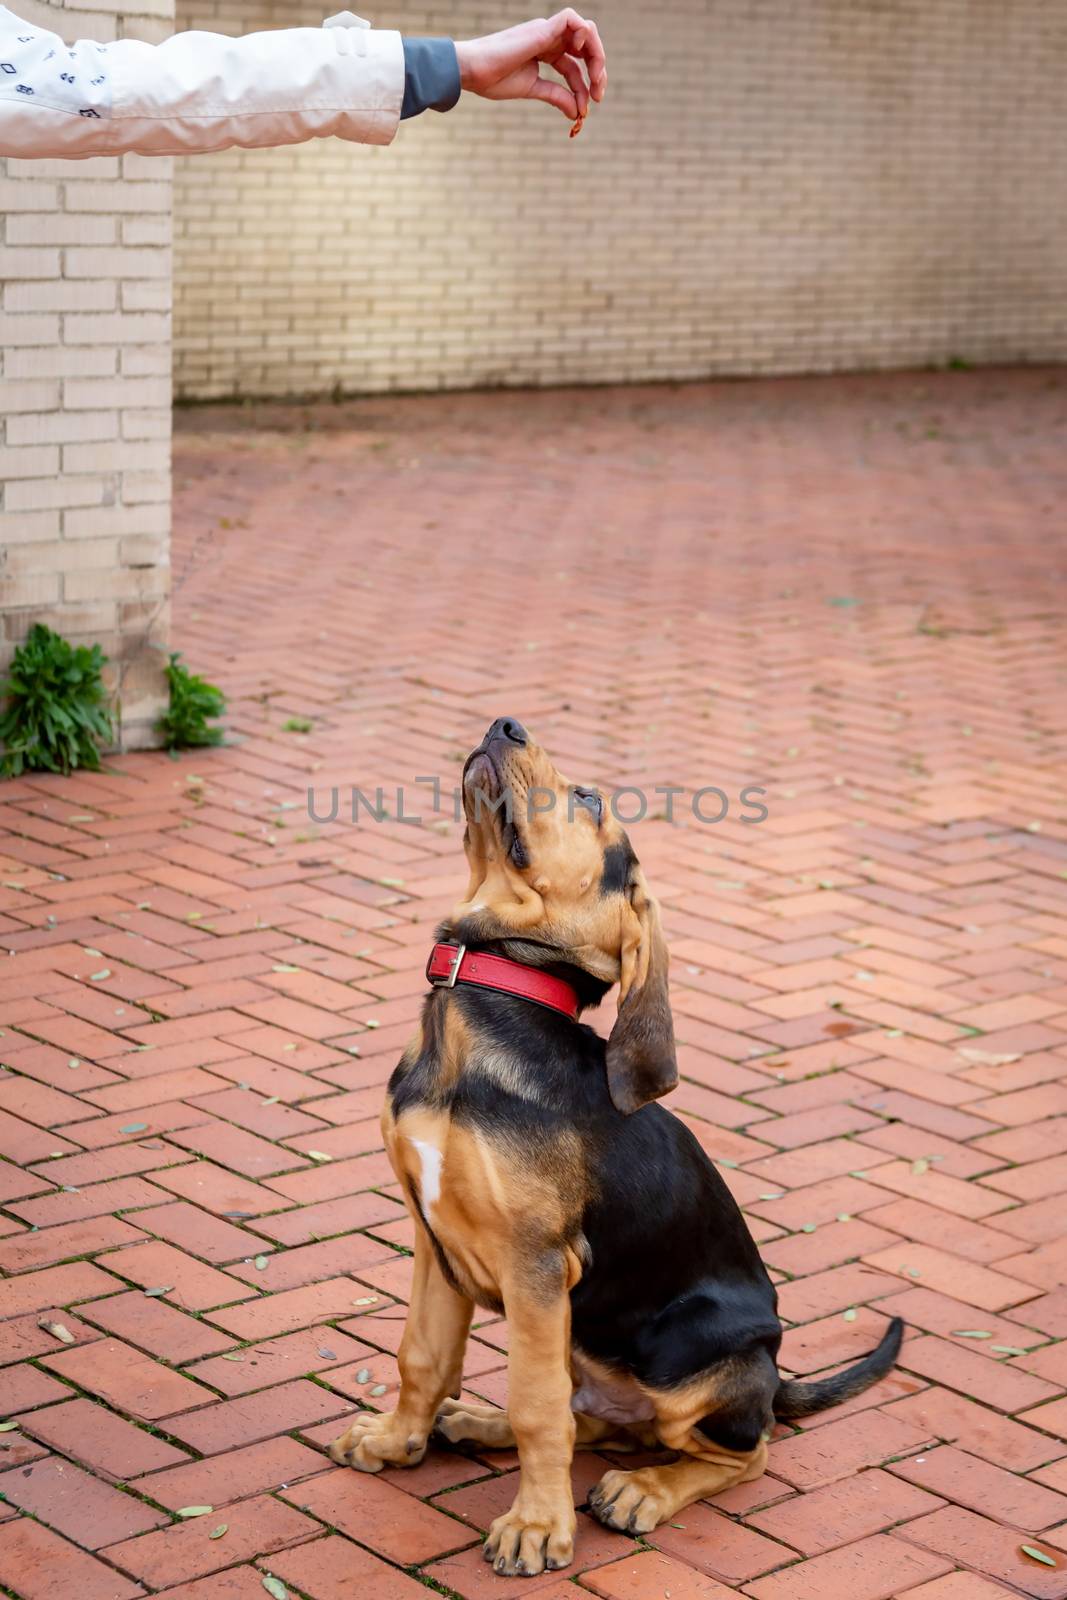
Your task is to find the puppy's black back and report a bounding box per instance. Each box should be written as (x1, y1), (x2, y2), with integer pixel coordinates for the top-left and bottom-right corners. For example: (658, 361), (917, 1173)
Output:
(572, 1102), (782, 1388)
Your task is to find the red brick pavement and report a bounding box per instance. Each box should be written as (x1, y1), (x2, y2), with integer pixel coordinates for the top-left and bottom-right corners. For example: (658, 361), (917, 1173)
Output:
(2, 369), (1067, 1600)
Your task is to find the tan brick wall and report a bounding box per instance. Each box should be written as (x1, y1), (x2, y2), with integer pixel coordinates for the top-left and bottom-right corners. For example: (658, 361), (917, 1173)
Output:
(172, 0), (1067, 399)
(1, 0), (173, 750)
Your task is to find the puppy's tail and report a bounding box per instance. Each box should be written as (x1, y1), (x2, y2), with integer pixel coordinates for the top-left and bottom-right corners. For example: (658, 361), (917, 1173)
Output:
(773, 1317), (904, 1421)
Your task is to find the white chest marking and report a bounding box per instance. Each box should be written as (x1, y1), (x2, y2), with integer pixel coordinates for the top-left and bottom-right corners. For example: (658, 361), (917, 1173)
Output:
(409, 1137), (443, 1210)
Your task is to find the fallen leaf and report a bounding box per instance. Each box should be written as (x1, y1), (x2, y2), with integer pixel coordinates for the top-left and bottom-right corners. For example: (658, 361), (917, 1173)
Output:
(369, 1384), (387, 1396)
(176, 1505), (213, 1518)
(89, 970), (111, 982)
(307, 1151), (332, 1163)
(958, 1048), (1021, 1067)
(39, 1320), (75, 1344)
(991, 1344), (1028, 1356)
(221, 1352), (244, 1362)
(843, 1308), (857, 1322)
(353, 1296), (378, 1306)
(262, 1577), (289, 1600)
(911, 1158), (930, 1176)
(209, 1525), (228, 1540)
(356, 1368), (371, 1384)
(317, 1348), (337, 1361)
(254, 1256), (269, 1271)
(0, 1422), (19, 1433)
(1021, 1546), (1056, 1568)
(952, 1329), (992, 1339)
(144, 1286), (172, 1297)
(121, 1123), (148, 1134)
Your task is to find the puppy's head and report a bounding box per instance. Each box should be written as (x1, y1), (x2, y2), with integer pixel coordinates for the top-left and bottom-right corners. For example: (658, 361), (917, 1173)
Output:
(453, 717), (676, 1114)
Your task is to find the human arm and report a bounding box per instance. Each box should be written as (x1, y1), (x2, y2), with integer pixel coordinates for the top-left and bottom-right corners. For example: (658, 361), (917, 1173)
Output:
(0, 5), (604, 160)
(0, 7), (403, 158)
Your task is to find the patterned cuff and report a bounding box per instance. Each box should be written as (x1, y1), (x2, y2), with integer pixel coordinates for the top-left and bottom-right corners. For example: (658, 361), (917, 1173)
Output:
(400, 36), (461, 119)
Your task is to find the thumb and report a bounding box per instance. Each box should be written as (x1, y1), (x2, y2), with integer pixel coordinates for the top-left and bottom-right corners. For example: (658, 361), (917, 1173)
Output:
(526, 71), (578, 119)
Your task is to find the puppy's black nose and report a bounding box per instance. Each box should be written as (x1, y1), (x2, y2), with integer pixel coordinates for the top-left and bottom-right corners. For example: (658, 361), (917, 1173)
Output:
(486, 717), (527, 747)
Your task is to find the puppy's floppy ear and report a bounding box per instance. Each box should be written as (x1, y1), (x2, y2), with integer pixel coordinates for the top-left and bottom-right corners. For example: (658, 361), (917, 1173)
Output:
(606, 866), (677, 1114)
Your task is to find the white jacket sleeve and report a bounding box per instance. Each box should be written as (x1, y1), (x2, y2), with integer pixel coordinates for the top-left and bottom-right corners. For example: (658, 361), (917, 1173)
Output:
(0, 5), (403, 159)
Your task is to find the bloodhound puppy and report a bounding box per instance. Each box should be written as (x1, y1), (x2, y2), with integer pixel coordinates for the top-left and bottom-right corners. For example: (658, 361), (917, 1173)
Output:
(330, 718), (902, 1578)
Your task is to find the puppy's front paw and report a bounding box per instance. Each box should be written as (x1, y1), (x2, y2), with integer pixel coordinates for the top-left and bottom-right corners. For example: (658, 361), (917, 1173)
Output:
(328, 1410), (427, 1472)
(484, 1497), (575, 1578)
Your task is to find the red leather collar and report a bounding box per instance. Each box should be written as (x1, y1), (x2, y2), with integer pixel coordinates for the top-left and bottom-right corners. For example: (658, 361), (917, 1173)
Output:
(426, 942), (580, 1021)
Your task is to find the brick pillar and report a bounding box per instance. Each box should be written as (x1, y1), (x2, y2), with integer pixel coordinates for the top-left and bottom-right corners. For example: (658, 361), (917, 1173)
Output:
(0, 0), (173, 752)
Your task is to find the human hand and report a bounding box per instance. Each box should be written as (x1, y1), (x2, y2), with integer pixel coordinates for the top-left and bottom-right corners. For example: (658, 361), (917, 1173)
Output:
(454, 10), (606, 132)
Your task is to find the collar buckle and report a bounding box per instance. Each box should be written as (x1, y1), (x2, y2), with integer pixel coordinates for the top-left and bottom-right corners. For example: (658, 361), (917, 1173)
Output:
(429, 942), (466, 988)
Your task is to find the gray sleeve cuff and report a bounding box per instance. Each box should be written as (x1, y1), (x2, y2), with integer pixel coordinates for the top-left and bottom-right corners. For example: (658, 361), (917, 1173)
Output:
(400, 37), (461, 119)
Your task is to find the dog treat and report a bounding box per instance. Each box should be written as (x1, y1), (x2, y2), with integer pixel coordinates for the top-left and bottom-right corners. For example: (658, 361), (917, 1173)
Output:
(570, 110), (585, 138)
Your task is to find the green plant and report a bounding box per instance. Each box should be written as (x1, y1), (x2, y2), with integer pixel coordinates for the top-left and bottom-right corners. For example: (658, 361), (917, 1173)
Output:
(158, 652), (225, 750)
(0, 624), (113, 777)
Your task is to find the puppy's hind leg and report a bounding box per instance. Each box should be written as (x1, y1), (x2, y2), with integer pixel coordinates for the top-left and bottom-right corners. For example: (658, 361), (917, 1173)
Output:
(435, 1397), (515, 1449)
(590, 1353), (774, 1534)
(436, 1397), (627, 1452)
(589, 1436), (767, 1533)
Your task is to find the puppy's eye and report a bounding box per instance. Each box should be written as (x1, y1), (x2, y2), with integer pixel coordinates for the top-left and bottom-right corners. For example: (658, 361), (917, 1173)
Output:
(573, 787), (603, 825)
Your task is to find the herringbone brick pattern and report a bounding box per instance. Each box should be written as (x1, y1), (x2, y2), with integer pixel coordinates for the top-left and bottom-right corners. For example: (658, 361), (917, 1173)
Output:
(2, 368), (1067, 1599)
